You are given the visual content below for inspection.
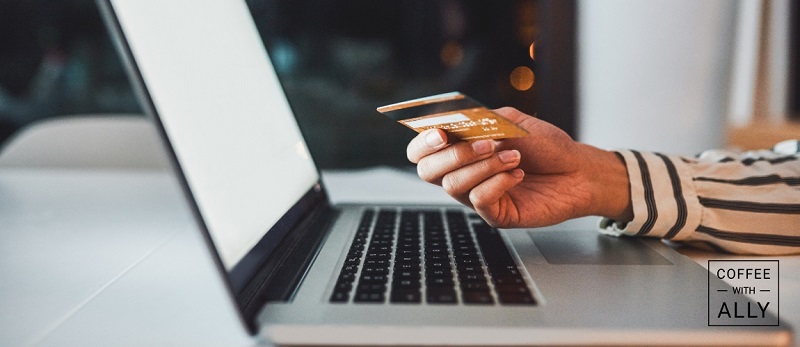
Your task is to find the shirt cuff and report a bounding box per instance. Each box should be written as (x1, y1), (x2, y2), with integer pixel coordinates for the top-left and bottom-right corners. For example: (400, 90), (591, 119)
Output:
(598, 150), (702, 241)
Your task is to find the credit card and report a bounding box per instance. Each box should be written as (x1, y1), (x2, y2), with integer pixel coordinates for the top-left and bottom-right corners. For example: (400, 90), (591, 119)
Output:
(376, 92), (529, 141)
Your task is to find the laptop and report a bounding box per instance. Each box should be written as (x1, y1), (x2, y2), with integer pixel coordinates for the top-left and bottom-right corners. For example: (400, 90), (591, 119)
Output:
(97, 0), (792, 345)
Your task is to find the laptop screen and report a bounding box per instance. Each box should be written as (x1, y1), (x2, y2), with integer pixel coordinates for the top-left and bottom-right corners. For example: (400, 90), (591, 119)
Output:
(108, 0), (319, 270)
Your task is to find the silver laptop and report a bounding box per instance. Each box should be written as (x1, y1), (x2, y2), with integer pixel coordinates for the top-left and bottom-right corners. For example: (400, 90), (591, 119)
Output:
(97, 0), (791, 345)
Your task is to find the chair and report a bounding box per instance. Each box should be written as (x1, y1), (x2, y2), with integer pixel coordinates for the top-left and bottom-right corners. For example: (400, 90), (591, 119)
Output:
(0, 115), (170, 170)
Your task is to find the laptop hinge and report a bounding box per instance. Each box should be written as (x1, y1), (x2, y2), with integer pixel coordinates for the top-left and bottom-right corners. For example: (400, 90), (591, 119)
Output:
(238, 201), (337, 329)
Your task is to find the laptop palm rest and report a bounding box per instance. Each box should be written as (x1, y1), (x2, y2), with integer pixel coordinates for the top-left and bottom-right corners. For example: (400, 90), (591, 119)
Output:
(529, 231), (672, 265)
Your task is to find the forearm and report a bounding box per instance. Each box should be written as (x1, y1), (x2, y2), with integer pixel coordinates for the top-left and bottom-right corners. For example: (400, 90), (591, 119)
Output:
(601, 143), (800, 255)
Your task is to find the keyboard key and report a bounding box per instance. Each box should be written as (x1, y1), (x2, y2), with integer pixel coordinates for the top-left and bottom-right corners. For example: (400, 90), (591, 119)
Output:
(391, 289), (421, 303)
(368, 245), (392, 253)
(361, 266), (389, 275)
(358, 283), (387, 292)
(393, 278), (420, 288)
(394, 270), (421, 280)
(459, 273), (486, 282)
(494, 275), (525, 285)
(426, 277), (454, 286)
(371, 234), (393, 241)
(457, 264), (482, 273)
(455, 257), (479, 266)
(495, 284), (531, 294)
(359, 274), (387, 284)
(460, 281), (489, 290)
(427, 268), (451, 278)
(426, 247), (447, 254)
(427, 287), (457, 304)
(427, 241), (447, 249)
(366, 252), (390, 260)
(330, 290), (349, 303)
(487, 265), (520, 276)
(396, 255), (420, 264)
(425, 235), (446, 243)
(340, 264), (358, 274)
(396, 249), (420, 256)
(334, 281), (353, 291)
(425, 261), (451, 270)
(453, 244), (475, 251)
(364, 258), (389, 267)
(344, 256), (360, 265)
(396, 263), (421, 272)
(498, 293), (536, 305)
(354, 291), (385, 303)
(425, 253), (449, 262)
(346, 249), (363, 259)
(338, 271), (356, 282)
(462, 290), (494, 304)
(398, 237), (418, 244)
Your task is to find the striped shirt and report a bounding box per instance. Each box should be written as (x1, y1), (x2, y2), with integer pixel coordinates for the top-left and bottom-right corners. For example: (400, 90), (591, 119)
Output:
(599, 140), (800, 255)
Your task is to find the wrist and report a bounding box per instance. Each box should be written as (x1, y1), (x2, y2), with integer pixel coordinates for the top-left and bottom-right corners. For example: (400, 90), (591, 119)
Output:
(581, 145), (633, 222)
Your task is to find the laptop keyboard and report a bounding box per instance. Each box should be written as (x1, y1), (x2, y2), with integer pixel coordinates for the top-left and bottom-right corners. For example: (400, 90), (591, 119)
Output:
(330, 209), (536, 305)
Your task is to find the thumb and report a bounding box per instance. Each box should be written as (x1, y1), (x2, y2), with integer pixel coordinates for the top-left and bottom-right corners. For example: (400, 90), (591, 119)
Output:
(493, 107), (539, 132)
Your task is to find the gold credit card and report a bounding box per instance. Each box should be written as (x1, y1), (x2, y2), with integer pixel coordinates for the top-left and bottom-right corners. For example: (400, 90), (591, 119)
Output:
(376, 92), (529, 141)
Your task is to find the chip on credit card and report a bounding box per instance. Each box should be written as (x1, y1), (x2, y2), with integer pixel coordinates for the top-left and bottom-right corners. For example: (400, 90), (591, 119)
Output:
(376, 92), (529, 141)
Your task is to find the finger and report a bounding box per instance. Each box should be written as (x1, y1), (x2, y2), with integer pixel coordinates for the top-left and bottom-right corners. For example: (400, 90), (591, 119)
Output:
(469, 169), (525, 223)
(441, 150), (521, 200)
(416, 139), (496, 184)
(493, 107), (536, 126)
(407, 129), (448, 164)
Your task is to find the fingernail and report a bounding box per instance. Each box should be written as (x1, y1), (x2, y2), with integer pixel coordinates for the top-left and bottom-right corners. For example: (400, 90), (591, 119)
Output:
(498, 150), (521, 163)
(510, 168), (525, 178)
(424, 130), (445, 148)
(471, 140), (494, 156)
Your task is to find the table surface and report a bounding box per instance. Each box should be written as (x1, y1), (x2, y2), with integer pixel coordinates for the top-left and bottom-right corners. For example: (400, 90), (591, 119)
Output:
(1, 167), (797, 346)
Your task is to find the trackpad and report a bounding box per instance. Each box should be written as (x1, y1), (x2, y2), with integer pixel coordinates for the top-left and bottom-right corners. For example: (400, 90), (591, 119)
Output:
(529, 231), (672, 265)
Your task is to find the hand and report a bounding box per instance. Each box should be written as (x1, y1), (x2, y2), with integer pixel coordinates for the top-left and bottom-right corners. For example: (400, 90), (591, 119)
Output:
(407, 107), (632, 228)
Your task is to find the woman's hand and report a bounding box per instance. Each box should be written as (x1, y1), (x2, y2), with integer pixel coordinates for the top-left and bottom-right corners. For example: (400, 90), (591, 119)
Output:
(406, 107), (633, 228)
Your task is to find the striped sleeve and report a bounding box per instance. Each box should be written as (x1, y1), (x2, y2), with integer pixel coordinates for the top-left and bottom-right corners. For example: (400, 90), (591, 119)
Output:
(599, 140), (800, 255)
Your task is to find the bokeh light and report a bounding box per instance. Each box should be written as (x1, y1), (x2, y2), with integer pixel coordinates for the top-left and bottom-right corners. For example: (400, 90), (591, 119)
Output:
(509, 66), (535, 91)
(440, 41), (464, 68)
(529, 42), (536, 60)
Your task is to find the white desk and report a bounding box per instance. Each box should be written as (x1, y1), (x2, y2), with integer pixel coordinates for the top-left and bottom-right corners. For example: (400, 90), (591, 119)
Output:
(1, 167), (798, 346)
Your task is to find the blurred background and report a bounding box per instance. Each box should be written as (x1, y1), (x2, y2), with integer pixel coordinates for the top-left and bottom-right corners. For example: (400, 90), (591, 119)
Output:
(0, 0), (798, 169)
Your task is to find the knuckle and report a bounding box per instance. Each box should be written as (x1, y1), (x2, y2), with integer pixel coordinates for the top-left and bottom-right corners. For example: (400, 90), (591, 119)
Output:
(441, 174), (463, 196)
(473, 157), (504, 178)
(446, 145), (469, 165)
(478, 157), (497, 172)
(406, 133), (432, 164)
(416, 162), (430, 181)
(406, 142), (423, 163)
(416, 161), (437, 183)
(468, 189), (488, 208)
(406, 149), (417, 163)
